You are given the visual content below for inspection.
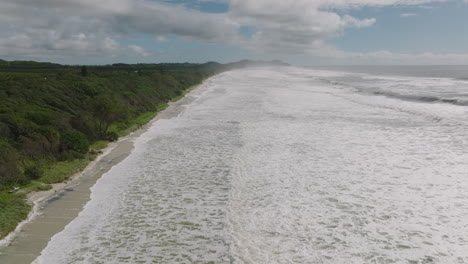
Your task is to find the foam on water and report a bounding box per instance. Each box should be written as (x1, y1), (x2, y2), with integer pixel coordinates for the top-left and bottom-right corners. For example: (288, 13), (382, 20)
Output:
(339, 72), (468, 106)
(34, 67), (468, 263)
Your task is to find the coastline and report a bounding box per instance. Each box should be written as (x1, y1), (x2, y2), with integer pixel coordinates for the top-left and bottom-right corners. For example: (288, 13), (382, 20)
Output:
(0, 78), (211, 263)
(0, 139), (120, 246)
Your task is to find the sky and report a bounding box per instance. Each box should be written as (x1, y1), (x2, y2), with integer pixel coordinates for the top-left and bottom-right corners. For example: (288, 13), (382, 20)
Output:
(0, 0), (467, 65)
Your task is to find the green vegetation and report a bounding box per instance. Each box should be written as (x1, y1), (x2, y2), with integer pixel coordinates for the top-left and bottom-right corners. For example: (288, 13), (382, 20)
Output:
(0, 193), (31, 238)
(0, 58), (288, 239)
(109, 111), (158, 137)
(0, 60), (222, 189)
(0, 59), (229, 239)
(89, 140), (109, 151)
(40, 159), (90, 184)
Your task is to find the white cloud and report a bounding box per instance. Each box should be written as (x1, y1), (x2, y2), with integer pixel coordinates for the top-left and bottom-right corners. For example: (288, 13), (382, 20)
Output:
(0, 0), (241, 59)
(129, 45), (153, 57)
(316, 0), (450, 8)
(342, 15), (376, 28)
(195, 0), (229, 3)
(400, 13), (418, 17)
(228, 0), (377, 53)
(0, 0), (465, 62)
(225, 0), (461, 53)
(155, 36), (169, 43)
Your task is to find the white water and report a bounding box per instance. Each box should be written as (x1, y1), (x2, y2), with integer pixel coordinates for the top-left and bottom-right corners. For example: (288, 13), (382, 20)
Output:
(34, 67), (468, 263)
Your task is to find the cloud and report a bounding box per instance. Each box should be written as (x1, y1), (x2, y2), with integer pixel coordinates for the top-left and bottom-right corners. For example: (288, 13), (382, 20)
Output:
(225, 0), (459, 53)
(195, 0), (229, 3)
(129, 45), (153, 57)
(228, 0), (378, 53)
(342, 15), (376, 28)
(400, 13), (418, 17)
(0, 0), (241, 59)
(315, 0), (453, 9)
(0, 0), (464, 62)
(155, 36), (169, 43)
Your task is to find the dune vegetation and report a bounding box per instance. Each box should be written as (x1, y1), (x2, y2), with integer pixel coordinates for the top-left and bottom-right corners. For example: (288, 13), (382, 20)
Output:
(0, 58), (287, 239)
(0, 60), (224, 238)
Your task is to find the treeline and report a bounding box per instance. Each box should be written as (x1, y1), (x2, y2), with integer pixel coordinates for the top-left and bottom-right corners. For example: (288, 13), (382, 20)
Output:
(0, 60), (224, 189)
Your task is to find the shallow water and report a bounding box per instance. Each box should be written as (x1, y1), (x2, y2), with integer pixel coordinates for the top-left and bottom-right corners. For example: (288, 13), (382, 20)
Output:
(33, 67), (468, 263)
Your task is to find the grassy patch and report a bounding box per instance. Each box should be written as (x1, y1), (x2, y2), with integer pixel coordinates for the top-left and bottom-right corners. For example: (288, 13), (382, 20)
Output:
(0, 61), (219, 240)
(135, 111), (158, 125)
(90, 140), (109, 151)
(170, 84), (198, 102)
(20, 181), (53, 193)
(35, 184), (52, 191)
(156, 103), (169, 111)
(109, 111), (158, 137)
(109, 106), (167, 137)
(0, 193), (31, 238)
(40, 159), (89, 184)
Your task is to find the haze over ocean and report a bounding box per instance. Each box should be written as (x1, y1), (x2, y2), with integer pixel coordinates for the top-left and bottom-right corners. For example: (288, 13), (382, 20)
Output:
(34, 66), (468, 263)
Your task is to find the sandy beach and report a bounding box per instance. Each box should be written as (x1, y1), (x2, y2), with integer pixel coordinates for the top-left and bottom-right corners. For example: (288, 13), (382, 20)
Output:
(0, 80), (209, 264)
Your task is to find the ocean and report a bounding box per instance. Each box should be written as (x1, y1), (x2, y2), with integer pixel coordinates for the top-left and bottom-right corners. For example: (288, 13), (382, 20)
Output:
(32, 66), (468, 263)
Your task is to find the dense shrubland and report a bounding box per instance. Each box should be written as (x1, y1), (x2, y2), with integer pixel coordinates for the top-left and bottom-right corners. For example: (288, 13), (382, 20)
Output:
(0, 59), (286, 238)
(0, 61), (222, 189)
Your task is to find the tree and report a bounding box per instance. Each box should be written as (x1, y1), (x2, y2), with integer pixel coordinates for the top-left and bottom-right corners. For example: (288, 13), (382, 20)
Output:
(61, 130), (89, 153)
(0, 141), (23, 187)
(89, 95), (128, 139)
(81, 66), (88, 77)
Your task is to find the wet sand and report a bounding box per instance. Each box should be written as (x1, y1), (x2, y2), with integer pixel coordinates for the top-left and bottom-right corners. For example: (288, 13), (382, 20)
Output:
(0, 80), (208, 264)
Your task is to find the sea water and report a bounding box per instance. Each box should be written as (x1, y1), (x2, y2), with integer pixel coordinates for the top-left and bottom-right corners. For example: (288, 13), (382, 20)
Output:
(33, 66), (468, 263)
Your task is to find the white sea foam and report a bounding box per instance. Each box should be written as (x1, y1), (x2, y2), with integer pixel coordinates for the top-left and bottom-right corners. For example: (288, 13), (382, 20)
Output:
(34, 67), (468, 263)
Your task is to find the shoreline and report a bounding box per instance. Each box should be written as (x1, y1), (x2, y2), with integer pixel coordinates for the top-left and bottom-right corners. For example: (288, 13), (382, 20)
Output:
(0, 139), (120, 248)
(0, 78), (212, 263)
